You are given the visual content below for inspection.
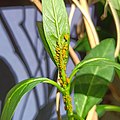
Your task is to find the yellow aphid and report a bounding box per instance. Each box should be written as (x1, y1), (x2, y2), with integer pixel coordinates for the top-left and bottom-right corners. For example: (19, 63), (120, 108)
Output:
(63, 65), (66, 71)
(59, 79), (63, 85)
(64, 34), (69, 41)
(56, 47), (60, 52)
(62, 49), (66, 58)
(66, 77), (70, 84)
(63, 44), (68, 51)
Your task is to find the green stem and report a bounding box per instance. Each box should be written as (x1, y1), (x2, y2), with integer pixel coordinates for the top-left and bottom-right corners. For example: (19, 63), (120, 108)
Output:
(63, 88), (74, 120)
(69, 57), (110, 82)
(59, 70), (74, 119)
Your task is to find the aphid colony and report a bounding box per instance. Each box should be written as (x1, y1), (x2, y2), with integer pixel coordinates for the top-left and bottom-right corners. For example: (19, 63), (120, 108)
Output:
(55, 42), (68, 71)
(63, 94), (72, 112)
(64, 34), (69, 41)
(54, 34), (69, 71)
(54, 34), (70, 87)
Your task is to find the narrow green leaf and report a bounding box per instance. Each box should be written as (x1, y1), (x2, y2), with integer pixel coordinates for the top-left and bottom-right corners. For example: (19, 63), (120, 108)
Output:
(37, 22), (56, 64)
(1, 78), (63, 120)
(42, 0), (70, 68)
(96, 105), (120, 117)
(73, 39), (115, 118)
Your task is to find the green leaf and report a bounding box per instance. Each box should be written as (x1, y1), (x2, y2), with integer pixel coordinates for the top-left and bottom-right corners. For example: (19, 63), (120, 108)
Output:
(69, 57), (120, 118)
(70, 58), (120, 81)
(1, 77), (63, 120)
(78, 39), (115, 82)
(96, 105), (120, 117)
(109, 0), (120, 10)
(37, 22), (56, 64)
(74, 34), (91, 52)
(119, 54), (120, 62)
(73, 39), (115, 118)
(100, 0), (120, 11)
(42, 0), (70, 68)
(117, 10), (120, 17)
(72, 57), (120, 118)
(74, 93), (101, 118)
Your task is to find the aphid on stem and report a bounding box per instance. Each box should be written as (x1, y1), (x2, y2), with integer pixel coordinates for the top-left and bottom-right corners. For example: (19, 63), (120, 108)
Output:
(66, 77), (70, 84)
(64, 34), (69, 41)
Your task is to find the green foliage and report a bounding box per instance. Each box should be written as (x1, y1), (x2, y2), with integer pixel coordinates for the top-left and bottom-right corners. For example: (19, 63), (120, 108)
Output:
(42, 0), (70, 68)
(70, 57), (120, 118)
(73, 39), (115, 118)
(69, 55), (120, 118)
(100, 0), (120, 11)
(117, 10), (120, 17)
(96, 105), (120, 117)
(37, 22), (56, 63)
(109, 0), (120, 10)
(0, 78), (63, 120)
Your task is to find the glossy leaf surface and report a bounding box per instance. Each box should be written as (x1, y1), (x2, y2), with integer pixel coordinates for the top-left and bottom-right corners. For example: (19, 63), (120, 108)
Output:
(1, 78), (63, 120)
(42, 0), (70, 67)
(37, 22), (56, 64)
(73, 39), (115, 118)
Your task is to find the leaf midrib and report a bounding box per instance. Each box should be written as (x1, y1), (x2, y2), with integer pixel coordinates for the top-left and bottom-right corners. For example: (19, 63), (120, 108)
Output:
(51, 0), (60, 41)
(80, 95), (87, 116)
(86, 41), (112, 95)
(79, 41), (113, 116)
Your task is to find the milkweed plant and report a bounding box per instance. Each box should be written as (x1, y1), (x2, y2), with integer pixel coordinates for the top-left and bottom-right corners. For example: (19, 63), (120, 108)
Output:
(1, 0), (120, 120)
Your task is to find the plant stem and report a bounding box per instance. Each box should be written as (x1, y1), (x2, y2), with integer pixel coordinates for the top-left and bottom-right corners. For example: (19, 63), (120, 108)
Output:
(101, 1), (108, 20)
(69, 46), (80, 65)
(32, 1), (74, 119)
(59, 70), (74, 119)
(56, 89), (61, 120)
(30, 0), (42, 12)
(108, 0), (120, 57)
(72, 0), (99, 48)
(79, 0), (97, 48)
(56, 73), (62, 120)
(63, 87), (74, 120)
